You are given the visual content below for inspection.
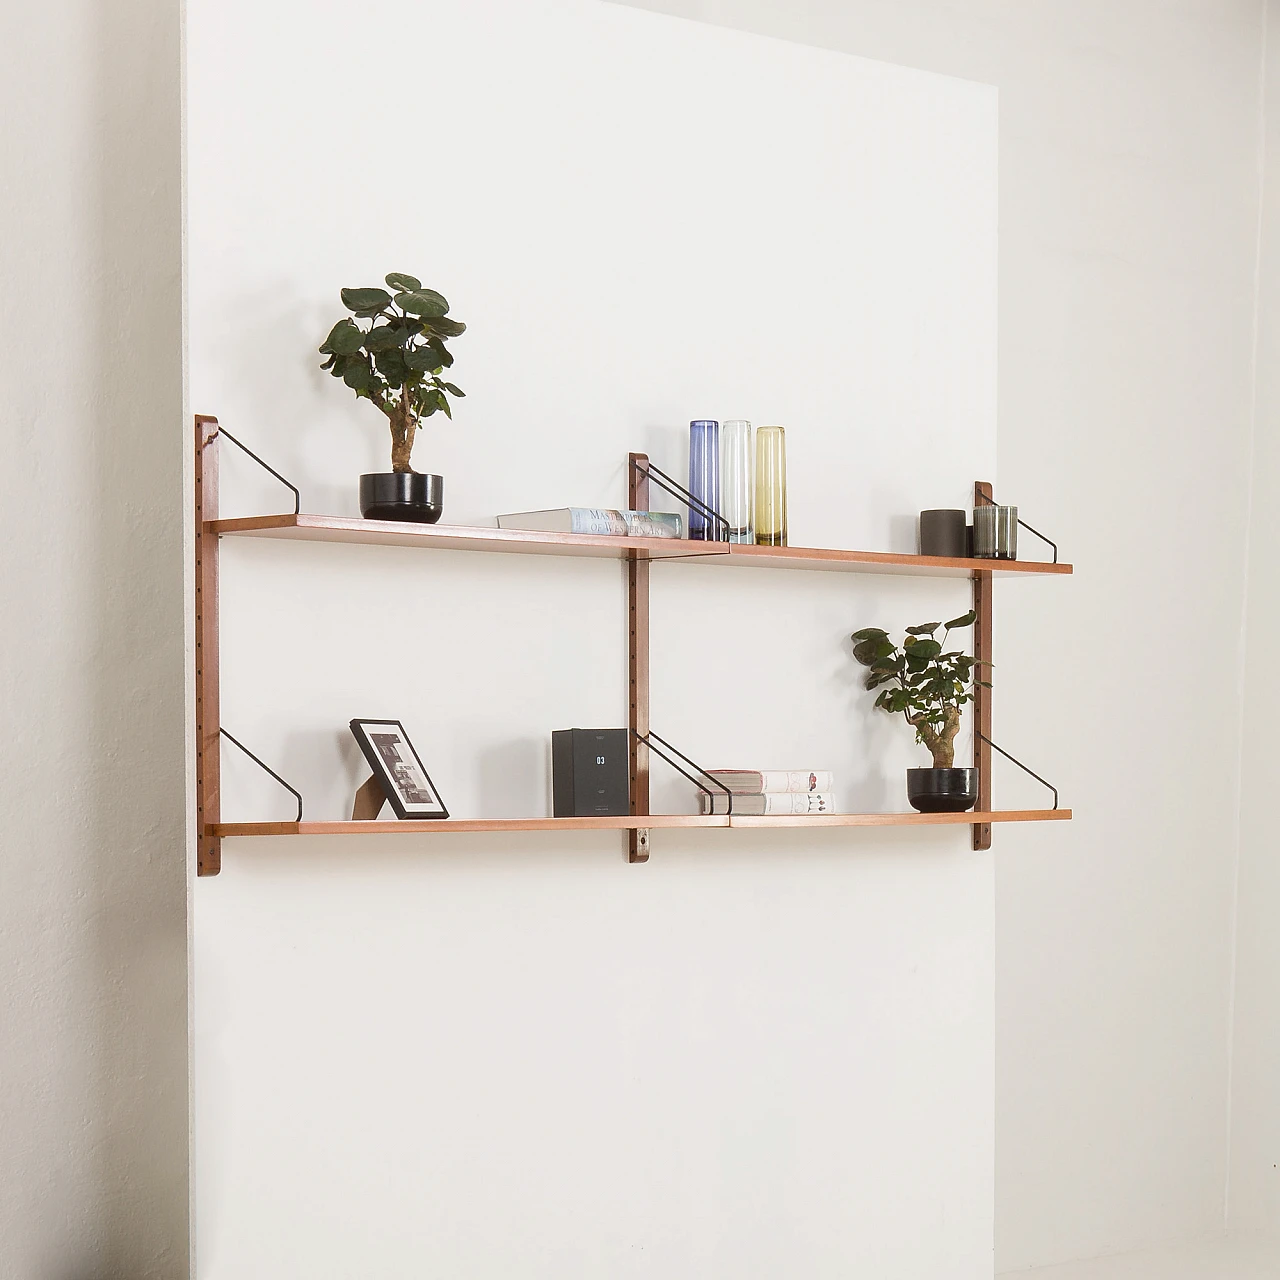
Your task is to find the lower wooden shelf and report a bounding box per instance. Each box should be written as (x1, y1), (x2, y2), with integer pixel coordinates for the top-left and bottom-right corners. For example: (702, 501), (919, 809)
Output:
(208, 809), (1070, 838)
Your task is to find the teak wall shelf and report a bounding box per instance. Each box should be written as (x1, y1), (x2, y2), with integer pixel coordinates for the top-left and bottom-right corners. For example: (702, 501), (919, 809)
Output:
(194, 417), (1073, 875)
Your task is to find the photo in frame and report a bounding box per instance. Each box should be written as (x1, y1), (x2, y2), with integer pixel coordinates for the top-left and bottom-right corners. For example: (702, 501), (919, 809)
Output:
(349, 719), (449, 820)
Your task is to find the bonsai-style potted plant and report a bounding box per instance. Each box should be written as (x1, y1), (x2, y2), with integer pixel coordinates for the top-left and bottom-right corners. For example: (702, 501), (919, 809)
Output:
(851, 610), (988, 813)
(319, 272), (465, 522)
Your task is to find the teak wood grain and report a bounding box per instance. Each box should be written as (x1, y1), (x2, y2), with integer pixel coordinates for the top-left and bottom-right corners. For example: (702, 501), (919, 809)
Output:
(195, 415), (222, 876)
(210, 815), (729, 837)
(628, 453), (651, 862)
(208, 513), (1072, 579)
(207, 810), (1069, 838)
(973, 481), (994, 851)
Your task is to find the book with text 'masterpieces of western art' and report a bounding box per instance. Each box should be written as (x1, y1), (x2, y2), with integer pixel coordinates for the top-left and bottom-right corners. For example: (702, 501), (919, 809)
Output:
(496, 508), (683, 538)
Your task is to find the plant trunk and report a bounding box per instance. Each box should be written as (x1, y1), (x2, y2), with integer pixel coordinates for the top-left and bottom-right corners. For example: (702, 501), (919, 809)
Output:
(388, 393), (417, 473)
(913, 706), (962, 769)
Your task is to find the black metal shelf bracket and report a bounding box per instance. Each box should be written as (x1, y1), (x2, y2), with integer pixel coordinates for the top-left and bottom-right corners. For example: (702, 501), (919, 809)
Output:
(221, 729), (304, 821)
(631, 728), (733, 814)
(978, 732), (1059, 810)
(203, 425), (301, 516)
(975, 489), (1058, 563)
(629, 457), (731, 541)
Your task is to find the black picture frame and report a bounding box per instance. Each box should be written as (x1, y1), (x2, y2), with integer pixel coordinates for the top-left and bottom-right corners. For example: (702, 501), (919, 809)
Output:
(349, 719), (449, 820)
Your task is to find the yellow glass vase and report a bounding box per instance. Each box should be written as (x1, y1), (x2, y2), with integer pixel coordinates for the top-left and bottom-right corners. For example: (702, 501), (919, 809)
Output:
(754, 425), (787, 547)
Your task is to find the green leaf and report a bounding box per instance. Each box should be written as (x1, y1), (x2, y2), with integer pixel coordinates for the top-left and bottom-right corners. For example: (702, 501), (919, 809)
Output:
(424, 339), (454, 368)
(851, 627), (888, 642)
(364, 325), (404, 353)
(442, 382), (465, 397)
(403, 347), (440, 373)
(904, 637), (942, 660)
(435, 389), (452, 418)
(853, 637), (895, 666)
(385, 272), (422, 291)
(340, 287), (391, 314)
(323, 318), (365, 355)
(905, 622), (940, 636)
(319, 354), (336, 370)
(945, 609), (977, 630)
(396, 288), (449, 318)
(342, 355), (373, 392)
(374, 347), (408, 385)
(423, 315), (466, 338)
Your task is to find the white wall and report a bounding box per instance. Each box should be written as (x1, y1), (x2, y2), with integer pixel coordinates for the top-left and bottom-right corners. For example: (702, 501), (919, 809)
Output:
(1229, 0), (1280, 1238)
(188, 2), (1002, 1276)
(0, 2), (188, 1277)
(616, 0), (1266, 1272)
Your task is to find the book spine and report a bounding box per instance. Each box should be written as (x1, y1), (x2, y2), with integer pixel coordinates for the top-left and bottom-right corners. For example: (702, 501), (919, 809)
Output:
(568, 508), (628, 535)
(701, 792), (835, 815)
(708, 770), (836, 794)
(623, 511), (683, 539)
(758, 770), (834, 794)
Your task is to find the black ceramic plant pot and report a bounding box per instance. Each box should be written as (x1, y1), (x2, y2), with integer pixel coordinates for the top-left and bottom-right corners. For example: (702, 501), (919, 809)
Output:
(906, 767), (978, 814)
(359, 472), (444, 524)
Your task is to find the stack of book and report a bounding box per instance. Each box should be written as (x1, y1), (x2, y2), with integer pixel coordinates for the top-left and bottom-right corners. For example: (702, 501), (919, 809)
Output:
(699, 769), (835, 815)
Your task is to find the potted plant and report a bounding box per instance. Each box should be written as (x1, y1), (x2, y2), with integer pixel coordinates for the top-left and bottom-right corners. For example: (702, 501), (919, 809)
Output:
(851, 610), (988, 813)
(319, 272), (466, 522)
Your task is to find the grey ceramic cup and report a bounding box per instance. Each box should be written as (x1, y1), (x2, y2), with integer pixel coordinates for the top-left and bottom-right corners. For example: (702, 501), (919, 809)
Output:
(919, 509), (968, 558)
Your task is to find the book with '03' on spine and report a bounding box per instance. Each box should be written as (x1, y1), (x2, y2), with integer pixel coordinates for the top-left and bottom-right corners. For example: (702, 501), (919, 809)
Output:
(496, 508), (684, 538)
(700, 791), (835, 815)
(706, 769), (834, 795)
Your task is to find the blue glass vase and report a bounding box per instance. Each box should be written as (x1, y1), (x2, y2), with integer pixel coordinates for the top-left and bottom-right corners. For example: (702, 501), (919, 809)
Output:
(688, 420), (721, 541)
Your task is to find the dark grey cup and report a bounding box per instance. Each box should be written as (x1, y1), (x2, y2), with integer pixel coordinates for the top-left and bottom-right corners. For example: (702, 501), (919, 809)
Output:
(919, 509), (969, 558)
(359, 472), (444, 523)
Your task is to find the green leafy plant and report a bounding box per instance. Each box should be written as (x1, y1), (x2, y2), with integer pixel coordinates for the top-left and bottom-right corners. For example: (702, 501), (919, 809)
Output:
(850, 611), (988, 768)
(319, 272), (466, 473)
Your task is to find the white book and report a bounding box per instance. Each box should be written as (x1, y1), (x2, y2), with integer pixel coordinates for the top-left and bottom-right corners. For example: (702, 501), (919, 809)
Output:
(496, 508), (683, 538)
(706, 769), (835, 795)
(701, 791), (835, 815)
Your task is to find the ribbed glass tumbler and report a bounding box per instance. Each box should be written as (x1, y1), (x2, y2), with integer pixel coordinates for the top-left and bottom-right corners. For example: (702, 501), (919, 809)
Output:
(754, 425), (788, 547)
(688, 419), (722, 541)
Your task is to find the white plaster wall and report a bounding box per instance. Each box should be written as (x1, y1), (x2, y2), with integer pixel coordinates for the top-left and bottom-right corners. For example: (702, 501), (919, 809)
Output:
(188, 2), (1001, 1275)
(0, 2), (188, 1277)
(1229, 0), (1280, 1240)
(615, 0), (1265, 1272)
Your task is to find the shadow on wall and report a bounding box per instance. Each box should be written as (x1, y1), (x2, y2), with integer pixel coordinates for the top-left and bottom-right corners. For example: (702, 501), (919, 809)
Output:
(80, 0), (186, 1275)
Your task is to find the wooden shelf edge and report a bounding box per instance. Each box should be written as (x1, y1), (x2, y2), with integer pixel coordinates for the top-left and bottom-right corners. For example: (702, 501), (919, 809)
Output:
(207, 809), (1070, 838)
(207, 514), (1072, 577)
(728, 809), (1071, 828)
(208, 815), (730, 836)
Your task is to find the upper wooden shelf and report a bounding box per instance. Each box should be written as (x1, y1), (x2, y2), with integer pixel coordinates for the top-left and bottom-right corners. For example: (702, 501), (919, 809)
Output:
(209, 514), (1073, 578)
(208, 809), (1069, 838)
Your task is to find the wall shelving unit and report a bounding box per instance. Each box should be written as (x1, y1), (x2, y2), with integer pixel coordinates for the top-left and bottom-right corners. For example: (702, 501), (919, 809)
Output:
(195, 416), (1073, 875)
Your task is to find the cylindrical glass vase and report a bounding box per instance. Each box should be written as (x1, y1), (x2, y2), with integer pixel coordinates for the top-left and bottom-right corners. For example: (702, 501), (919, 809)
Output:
(720, 419), (754, 543)
(754, 425), (787, 546)
(973, 503), (1017, 559)
(688, 419), (721, 541)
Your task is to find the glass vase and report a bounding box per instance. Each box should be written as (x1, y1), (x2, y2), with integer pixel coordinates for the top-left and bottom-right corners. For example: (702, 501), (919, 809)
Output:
(754, 425), (787, 546)
(720, 420), (754, 544)
(688, 419), (722, 541)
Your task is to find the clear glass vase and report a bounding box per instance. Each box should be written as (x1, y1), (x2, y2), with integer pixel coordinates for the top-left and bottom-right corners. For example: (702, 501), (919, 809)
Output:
(754, 425), (787, 547)
(688, 420), (722, 541)
(720, 420), (754, 544)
